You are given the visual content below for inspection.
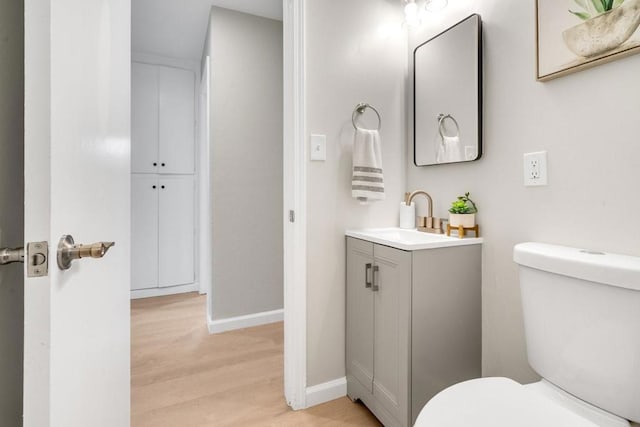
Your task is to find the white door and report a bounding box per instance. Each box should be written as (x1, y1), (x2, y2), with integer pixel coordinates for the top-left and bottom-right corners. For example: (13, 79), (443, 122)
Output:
(24, 0), (130, 426)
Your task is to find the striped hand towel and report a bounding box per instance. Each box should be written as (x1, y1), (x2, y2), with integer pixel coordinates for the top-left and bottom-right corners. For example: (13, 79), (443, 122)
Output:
(352, 129), (385, 203)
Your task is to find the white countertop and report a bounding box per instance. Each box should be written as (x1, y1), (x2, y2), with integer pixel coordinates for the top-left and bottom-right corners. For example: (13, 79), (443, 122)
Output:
(345, 227), (483, 251)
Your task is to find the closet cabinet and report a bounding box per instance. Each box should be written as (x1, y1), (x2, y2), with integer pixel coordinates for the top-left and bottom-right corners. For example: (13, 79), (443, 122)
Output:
(346, 236), (482, 427)
(131, 175), (195, 290)
(131, 60), (197, 295)
(132, 62), (195, 174)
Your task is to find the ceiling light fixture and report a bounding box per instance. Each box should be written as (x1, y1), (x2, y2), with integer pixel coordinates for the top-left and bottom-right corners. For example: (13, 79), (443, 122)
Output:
(403, 0), (448, 28)
(404, 0), (421, 27)
(424, 0), (448, 12)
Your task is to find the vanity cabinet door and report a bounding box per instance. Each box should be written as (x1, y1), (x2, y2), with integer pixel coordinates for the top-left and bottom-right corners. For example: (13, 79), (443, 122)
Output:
(373, 244), (411, 426)
(346, 238), (375, 393)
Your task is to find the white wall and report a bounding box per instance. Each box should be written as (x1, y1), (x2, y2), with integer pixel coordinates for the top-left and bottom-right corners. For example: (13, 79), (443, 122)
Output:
(304, 0), (408, 387)
(408, 0), (640, 383)
(132, 0), (282, 61)
(0, 0), (24, 423)
(132, 52), (201, 83)
(206, 7), (284, 320)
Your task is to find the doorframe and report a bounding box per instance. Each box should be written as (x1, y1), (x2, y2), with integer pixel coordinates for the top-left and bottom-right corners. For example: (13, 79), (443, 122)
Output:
(188, 0), (308, 410)
(24, 0), (52, 423)
(283, 0), (307, 410)
(199, 56), (212, 299)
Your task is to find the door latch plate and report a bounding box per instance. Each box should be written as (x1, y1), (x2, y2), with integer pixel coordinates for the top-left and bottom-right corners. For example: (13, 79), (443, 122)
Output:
(27, 241), (48, 277)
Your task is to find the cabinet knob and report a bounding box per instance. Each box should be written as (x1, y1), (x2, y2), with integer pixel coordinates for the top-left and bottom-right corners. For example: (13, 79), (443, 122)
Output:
(152, 185), (157, 189)
(161, 163), (166, 167)
(153, 162), (157, 166)
(161, 185), (165, 189)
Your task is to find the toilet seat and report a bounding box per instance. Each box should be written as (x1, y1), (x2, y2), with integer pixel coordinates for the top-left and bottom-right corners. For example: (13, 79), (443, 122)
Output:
(414, 377), (627, 427)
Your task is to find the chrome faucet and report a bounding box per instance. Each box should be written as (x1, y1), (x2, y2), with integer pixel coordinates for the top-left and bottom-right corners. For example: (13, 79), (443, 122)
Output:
(405, 190), (444, 234)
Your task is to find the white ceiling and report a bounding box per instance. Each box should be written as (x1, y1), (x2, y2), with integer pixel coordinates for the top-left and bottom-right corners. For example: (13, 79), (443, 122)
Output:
(132, 0), (283, 61)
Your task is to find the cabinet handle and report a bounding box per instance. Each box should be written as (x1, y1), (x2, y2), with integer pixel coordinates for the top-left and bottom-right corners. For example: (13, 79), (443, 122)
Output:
(372, 265), (379, 292)
(365, 263), (372, 288)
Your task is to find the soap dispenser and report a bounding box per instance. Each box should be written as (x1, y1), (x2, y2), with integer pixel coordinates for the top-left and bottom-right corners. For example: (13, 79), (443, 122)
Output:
(399, 192), (416, 229)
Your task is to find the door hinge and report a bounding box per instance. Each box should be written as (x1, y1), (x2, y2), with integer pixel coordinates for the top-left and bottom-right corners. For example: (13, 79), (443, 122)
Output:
(289, 210), (295, 223)
(27, 241), (48, 277)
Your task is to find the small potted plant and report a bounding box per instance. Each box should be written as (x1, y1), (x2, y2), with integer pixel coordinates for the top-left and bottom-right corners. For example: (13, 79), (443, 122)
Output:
(448, 192), (477, 228)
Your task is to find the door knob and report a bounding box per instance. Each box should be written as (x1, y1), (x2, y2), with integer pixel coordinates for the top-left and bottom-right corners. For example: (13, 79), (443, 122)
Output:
(57, 235), (115, 270)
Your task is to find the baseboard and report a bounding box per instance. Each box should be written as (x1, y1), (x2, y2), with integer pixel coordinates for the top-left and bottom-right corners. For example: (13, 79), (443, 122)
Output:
(207, 308), (284, 334)
(305, 377), (347, 408)
(130, 283), (199, 300)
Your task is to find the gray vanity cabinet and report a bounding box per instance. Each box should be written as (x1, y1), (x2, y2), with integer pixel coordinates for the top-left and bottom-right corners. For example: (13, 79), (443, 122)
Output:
(346, 236), (481, 427)
(346, 237), (411, 427)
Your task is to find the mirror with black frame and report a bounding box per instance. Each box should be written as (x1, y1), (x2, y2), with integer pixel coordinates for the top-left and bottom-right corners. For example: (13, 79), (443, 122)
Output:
(413, 14), (482, 166)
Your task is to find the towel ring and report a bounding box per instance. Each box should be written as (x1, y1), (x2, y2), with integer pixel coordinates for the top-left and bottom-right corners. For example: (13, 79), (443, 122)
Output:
(352, 103), (381, 131)
(438, 113), (460, 138)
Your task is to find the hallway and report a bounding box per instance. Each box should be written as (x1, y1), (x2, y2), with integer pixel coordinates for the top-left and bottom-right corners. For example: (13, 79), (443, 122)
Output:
(131, 293), (380, 426)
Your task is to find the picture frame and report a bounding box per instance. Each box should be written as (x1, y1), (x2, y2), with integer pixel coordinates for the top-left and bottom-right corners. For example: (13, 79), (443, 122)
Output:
(536, 0), (640, 81)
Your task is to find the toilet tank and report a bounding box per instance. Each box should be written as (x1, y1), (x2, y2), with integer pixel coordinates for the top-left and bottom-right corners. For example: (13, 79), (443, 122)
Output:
(514, 242), (640, 423)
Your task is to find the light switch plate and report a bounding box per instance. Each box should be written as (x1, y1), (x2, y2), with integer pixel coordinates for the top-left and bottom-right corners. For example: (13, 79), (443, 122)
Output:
(310, 134), (326, 161)
(523, 151), (548, 186)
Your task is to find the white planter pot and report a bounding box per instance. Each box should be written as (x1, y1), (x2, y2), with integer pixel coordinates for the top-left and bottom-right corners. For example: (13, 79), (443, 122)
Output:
(449, 213), (475, 228)
(563, 0), (640, 58)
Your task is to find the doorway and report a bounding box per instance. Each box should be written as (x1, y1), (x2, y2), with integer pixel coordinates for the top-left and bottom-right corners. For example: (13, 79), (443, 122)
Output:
(130, 0), (293, 421)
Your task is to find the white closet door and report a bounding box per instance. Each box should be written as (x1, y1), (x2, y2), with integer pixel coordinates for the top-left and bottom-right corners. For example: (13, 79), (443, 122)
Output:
(132, 62), (159, 173)
(131, 175), (159, 290)
(158, 176), (195, 287)
(158, 66), (195, 174)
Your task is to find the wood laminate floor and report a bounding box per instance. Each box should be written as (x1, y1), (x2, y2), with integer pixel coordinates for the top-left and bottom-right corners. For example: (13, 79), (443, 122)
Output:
(131, 292), (381, 426)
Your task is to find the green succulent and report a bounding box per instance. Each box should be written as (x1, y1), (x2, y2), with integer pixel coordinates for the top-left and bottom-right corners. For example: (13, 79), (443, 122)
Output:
(569, 0), (624, 20)
(448, 192), (478, 214)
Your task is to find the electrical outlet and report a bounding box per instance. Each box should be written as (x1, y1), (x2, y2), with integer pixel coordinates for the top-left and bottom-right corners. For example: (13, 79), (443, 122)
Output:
(523, 151), (548, 186)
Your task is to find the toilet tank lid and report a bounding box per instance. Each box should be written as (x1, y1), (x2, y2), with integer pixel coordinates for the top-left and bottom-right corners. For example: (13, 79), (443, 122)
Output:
(514, 242), (640, 292)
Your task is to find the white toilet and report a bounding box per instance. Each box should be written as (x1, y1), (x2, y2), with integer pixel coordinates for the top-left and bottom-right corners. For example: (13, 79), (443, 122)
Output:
(415, 242), (640, 427)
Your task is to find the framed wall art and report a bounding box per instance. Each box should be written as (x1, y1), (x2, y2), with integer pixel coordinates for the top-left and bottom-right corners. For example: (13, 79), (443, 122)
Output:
(536, 0), (640, 81)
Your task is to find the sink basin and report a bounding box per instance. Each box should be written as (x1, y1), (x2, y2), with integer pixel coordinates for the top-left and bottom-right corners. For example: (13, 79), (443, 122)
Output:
(345, 227), (482, 251)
